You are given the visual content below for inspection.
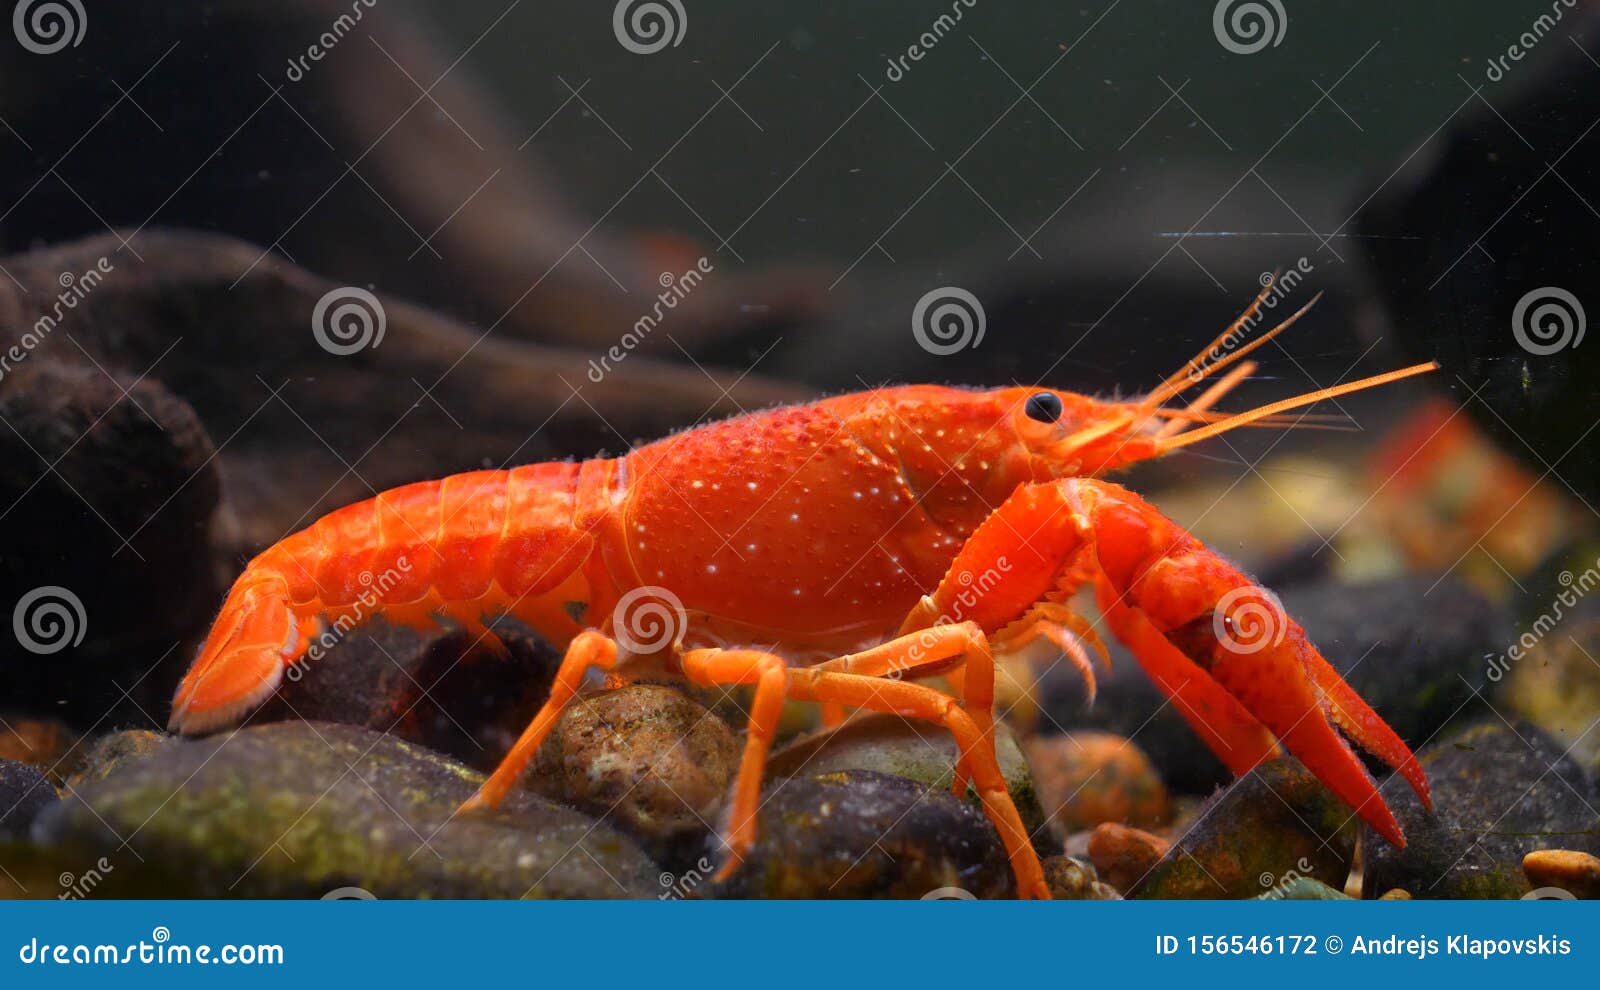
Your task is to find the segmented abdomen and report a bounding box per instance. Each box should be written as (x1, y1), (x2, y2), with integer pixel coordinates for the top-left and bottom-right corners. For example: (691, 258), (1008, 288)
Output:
(259, 462), (594, 614)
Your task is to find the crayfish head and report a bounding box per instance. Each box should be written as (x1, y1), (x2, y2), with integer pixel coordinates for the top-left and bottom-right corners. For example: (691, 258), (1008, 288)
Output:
(983, 386), (1166, 485)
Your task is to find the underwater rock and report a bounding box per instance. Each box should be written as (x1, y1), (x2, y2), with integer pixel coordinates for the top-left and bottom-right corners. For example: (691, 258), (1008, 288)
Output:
(1048, 574), (1503, 794)
(1087, 823), (1169, 896)
(766, 713), (1046, 850)
(708, 769), (1014, 899)
(1278, 574), (1504, 745)
(31, 721), (657, 898)
(63, 730), (173, 790)
(531, 684), (738, 865)
(0, 359), (221, 726)
(0, 231), (805, 554)
(1362, 721), (1600, 899)
(1135, 759), (1356, 899)
(1522, 849), (1600, 899)
(252, 618), (561, 772)
(1042, 854), (1119, 899)
(1025, 731), (1168, 839)
(0, 717), (82, 786)
(0, 759), (56, 841)
(1353, 28), (1600, 500)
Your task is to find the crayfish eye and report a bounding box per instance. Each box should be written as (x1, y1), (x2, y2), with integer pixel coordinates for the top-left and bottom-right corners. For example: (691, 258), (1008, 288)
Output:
(1024, 392), (1063, 423)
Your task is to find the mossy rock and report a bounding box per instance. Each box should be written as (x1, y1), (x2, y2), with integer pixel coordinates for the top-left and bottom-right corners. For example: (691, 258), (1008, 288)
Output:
(30, 722), (657, 898)
(1362, 720), (1600, 899)
(1135, 759), (1355, 898)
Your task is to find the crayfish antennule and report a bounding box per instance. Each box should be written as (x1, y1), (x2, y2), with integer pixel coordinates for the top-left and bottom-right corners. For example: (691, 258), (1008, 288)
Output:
(1157, 361), (1441, 452)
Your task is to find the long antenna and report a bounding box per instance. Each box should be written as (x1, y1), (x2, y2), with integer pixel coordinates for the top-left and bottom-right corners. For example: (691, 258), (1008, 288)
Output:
(1157, 361), (1441, 451)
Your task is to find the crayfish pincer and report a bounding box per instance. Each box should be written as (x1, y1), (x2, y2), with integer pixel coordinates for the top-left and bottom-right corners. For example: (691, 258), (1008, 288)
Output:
(172, 288), (1436, 899)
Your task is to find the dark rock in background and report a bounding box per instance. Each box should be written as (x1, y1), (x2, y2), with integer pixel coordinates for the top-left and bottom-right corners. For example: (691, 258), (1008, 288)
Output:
(0, 358), (220, 726)
(1355, 23), (1600, 501)
(253, 618), (562, 772)
(1362, 720), (1600, 899)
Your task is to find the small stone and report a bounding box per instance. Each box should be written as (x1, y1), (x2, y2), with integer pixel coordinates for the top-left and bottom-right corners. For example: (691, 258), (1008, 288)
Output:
(1136, 759), (1355, 899)
(1025, 731), (1168, 839)
(0, 758), (56, 841)
(708, 769), (1014, 899)
(1522, 849), (1600, 899)
(1042, 854), (1118, 899)
(531, 683), (738, 863)
(1088, 823), (1169, 895)
(766, 712), (1046, 848)
(1362, 721), (1600, 899)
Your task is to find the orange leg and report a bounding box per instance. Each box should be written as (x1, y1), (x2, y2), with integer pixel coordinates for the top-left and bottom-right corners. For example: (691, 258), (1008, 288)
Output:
(679, 648), (789, 881)
(459, 629), (617, 811)
(788, 667), (1051, 899)
(816, 621), (996, 796)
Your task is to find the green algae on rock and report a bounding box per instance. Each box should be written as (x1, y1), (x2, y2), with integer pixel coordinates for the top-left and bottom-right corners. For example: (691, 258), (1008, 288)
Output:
(31, 721), (657, 898)
(1362, 720), (1600, 899)
(1135, 759), (1356, 899)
